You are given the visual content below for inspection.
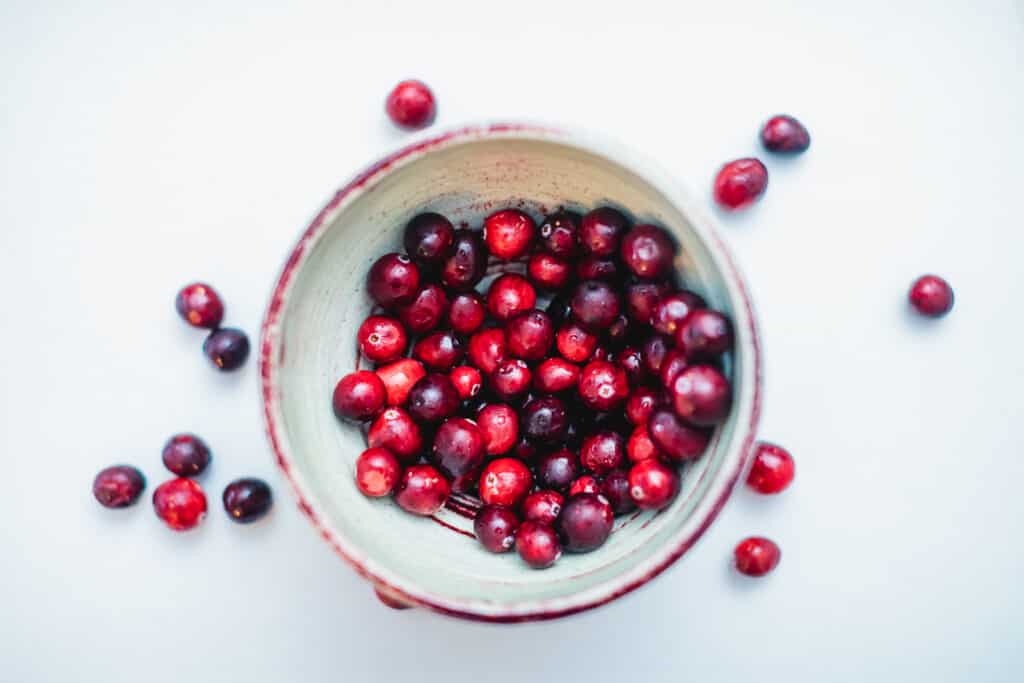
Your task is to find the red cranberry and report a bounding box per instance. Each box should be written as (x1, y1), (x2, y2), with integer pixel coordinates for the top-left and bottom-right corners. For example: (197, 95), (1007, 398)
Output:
(368, 407), (423, 463)
(557, 493), (613, 552)
(578, 360), (630, 411)
(487, 273), (536, 322)
(483, 209), (536, 260)
(627, 424), (662, 463)
(628, 459), (680, 511)
(175, 282), (224, 329)
(441, 229), (487, 291)
(625, 281), (671, 324)
(451, 466), (483, 495)
(515, 521), (562, 569)
(93, 465), (146, 508)
(626, 387), (663, 426)
(506, 309), (554, 361)
(909, 274), (954, 318)
(375, 358), (426, 406)
(570, 280), (621, 330)
(449, 365), (483, 400)
(760, 115), (810, 154)
(358, 316), (407, 363)
(396, 284), (449, 334)
(616, 347), (645, 384)
(203, 328), (250, 371)
(479, 457), (533, 507)
(474, 505), (520, 553)
(669, 365), (732, 426)
(527, 252), (572, 290)
(647, 409), (711, 463)
(747, 442), (795, 494)
(569, 475), (601, 497)
(651, 290), (705, 335)
(403, 212), (454, 265)
(394, 464), (450, 515)
(521, 396), (569, 443)
(477, 403), (519, 455)
(641, 333), (672, 375)
(490, 359), (532, 401)
(601, 470), (636, 515)
(407, 374), (460, 424)
(676, 309), (733, 359)
(621, 224), (675, 280)
(448, 292), (486, 335)
(161, 433), (212, 476)
(533, 357), (580, 394)
(385, 79), (436, 129)
(413, 330), (463, 370)
(367, 253), (420, 307)
(521, 490), (564, 526)
(375, 587), (412, 610)
(152, 478), (208, 531)
(333, 371), (388, 421)
(659, 349), (689, 388)
(714, 158), (768, 210)
(535, 448), (579, 491)
(222, 478), (273, 523)
(579, 207), (628, 257)
(355, 447), (402, 497)
(538, 211), (579, 256)
(431, 417), (484, 479)
(576, 255), (620, 282)
(467, 328), (507, 374)
(580, 430), (626, 475)
(734, 536), (781, 577)
(556, 322), (598, 363)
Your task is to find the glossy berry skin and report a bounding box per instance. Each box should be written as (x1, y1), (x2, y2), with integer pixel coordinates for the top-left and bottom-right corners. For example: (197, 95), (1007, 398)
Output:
(579, 207), (628, 257)
(626, 387), (663, 426)
(578, 360), (630, 411)
(367, 253), (420, 307)
(333, 371), (388, 421)
(467, 328), (507, 374)
(406, 374), (460, 424)
(175, 282), (224, 329)
(367, 407), (423, 464)
(490, 359), (532, 401)
(535, 448), (580, 492)
(556, 323), (598, 363)
(714, 158), (768, 210)
(222, 478), (273, 523)
(479, 457), (533, 507)
(669, 365), (732, 426)
(403, 212), (454, 265)
(397, 284), (448, 334)
(641, 334), (672, 376)
(538, 211), (579, 257)
(413, 330), (463, 371)
(557, 493), (614, 552)
(734, 536), (781, 577)
(394, 464), (450, 516)
(569, 475), (601, 497)
(580, 430), (626, 475)
(627, 424), (662, 463)
(521, 490), (564, 526)
(570, 280), (621, 331)
(355, 447), (402, 497)
(527, 252), (572, 290)
(625, 280), (671, 325)
(385, 79), (436, 129)
(484, 209), (536, 260)
(616, 347), (645, 385)
(432, 417), (485, 478)
(203, 328), (250, 371)
(474, 505), (520, 553)
(659, 349), (690, 389)
(477, 403), (519, 455)
(515, 521), (562, 569)
(449, 366), (483, 400)
(747, 442), (795, 494)
(621, 224), (675, 280)
(533, 357), (580, 394)
(358, 316), (407, 364)
(152, 478), (208, 531)
(651, 290), (705, 336)
(92, 465), (146, 508)
(676, 309), (733, 360)
(520, 396), (569, 444)
(441, 230), (487, 291)
(648, 410), (711, 463)
(506, 309), (554, 361)
(628, 459), (680, 511)
(909, 275), (954, 318)
(760, 115), (811, 154)
(448, 292), (486, 335)
(375, 358), (426, 406)
(161, 433), (212, 476)
(487, 273), (536, 322)
(601, 469), (636, 515)
(576, 255), (621, 282)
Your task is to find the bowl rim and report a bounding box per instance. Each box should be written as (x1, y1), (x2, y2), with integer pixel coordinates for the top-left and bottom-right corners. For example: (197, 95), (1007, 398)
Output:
(259, 122), (763, 622)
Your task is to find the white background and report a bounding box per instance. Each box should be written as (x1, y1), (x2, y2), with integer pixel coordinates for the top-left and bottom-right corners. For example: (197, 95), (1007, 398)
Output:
(2, 1), (1022, 681)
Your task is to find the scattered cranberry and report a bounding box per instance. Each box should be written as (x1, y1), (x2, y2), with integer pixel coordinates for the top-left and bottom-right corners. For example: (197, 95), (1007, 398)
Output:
(474, 505), (520, 553)
(479, 457), (533, 507)
(538, 211), (579, 256)
(669, 365), (732, 426)
(367, 407), (423, 463)
(627, 424), (662, 463)
(580, 430), (626, 475)
(527, 252), (572, 290)
(714, 158), (768, 210)
(520, 396), (569, 443)
(385, 79), (436, 129)
(576, 255), (621, 282)
(628, 459), (680, 511)
(625, 281), (671, 324)
(641, 333), (672, 376)
(487, 273), (537, 322)
(490, 359), (532, 401)
(333, 371), (388, 421)
(413, 330), (463, 370)
(407, 374), (460, 424)
(760, 115), (810, 154)
(222, 478), (273, 523)
(647, 409), (711, 463)
(467, 328), (507, 374)
(449, 366), (483, 400)
(477, 404), (519, 455)
(203, 328), (250, 371)
(448, 292), (486, 335)
(908, 274), (954, 318)
(431, 417), (484, 479)
(676, 309), (733, 359)
(521, 490), (564, 526)
(484, 209), (536, 260)
(569, 475), (601, 497)
(355, 447), (402, 497)
(441, 229), (487, 291)
(557, 493), (613, 552)
(403, 212), (454, 265)
(577, 360), (630, 411)
(556, 322), (598, 363)
(616, 347), (645, 384)
(621, 224), (675, 280)
(396, 284), (448, 334)
(394, 464), (450, 515)
(626, 387), (662, 426)
(734, 536), (781, 577)
(659, 349), (690, 388)
(175, 282), (224, 329)
(358, 316), (407, 364)
(533, 357), (580, 394)
(152, 478), (208, 531)
(535, 448), (579, 491)
(367, 253), (420, 307)
(570, 280), (621, 330)
(746, 442), (795, 494)
(601, 469), (636, 514)
(515, 521), (562, 569)
(651, 290), (705, 336)
(579, 207), (628, 257)
(506, 309), (554, 361)
(375, 358), (426, 406)
(92, 465), (146, 508)
(161, 433), (212, 476)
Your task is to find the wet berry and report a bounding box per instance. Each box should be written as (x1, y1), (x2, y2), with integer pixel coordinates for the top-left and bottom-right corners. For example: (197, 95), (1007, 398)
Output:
(153, 478), (208, 531)
(161, 433), (212, 476)
(175, 282), (224, 329)
(355, 447), (402, 497)
(222, 478), (273, 523)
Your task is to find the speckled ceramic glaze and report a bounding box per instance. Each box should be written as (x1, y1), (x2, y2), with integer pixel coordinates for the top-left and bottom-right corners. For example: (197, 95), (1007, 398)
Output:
(260, 124), (762, 621)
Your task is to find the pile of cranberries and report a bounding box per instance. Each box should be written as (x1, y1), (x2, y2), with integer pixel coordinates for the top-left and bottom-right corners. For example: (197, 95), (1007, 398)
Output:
(175, 282), (250, 371)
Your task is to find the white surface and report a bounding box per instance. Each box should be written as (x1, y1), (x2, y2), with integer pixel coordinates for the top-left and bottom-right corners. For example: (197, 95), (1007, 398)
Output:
(1, 1), (1022, 681)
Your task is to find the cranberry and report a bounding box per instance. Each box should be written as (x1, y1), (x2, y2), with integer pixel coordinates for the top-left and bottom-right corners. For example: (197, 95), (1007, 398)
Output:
(734, 536), (781, 577)
(92, 465), (146, 508)
(676, 309), (733, 359)
(527, 252), (572, 290)
(441, 229), (487, 291)
(659, 349), (689, 388)
(222, 478), (273, 523)
(570, 280), (621, 330)
(515, 521), (562, 569)
(627, 424), (662, 463)
(626, 387), (663, 426)
(521, 490), (564, 526)
(367, 253), (420, 307)
(616, 347), (645, 384)
(161, 433), (212, 476)
(355, 447), (402, 497)
(483, 209), (535, 260)
(747, 442), (795, 494)
(448, 292), (486, 335)
(375, 358), (426, 406)
(669, 365), (732, 426)
(474, 505), (520, 553)
(601, 470), (636, 515)
(538, 211), (579, 256)
(621, 224), (675, 280)
(385, 79), (436, 129)
(760, 115), (810, 154)
(569, 475), (601, 497)
(490, 359), (532, 401)
(175, 282), (224, 329)
(647, 409), (711, 463)
(909, 274), (954, 318)
(358, 316), (407, 364)
(479, 457), (533, 507)
(533, 357), (580, 394)
(628, 459), (680, 511)
(407, 373), (460, 424)
(396, 284), (448, 334)
(651, 290), (705, 336)
(714, 158), (768, 210)
(403, 212), (454, 265)
(333, 370), (388, 421)
(579, 207), (628, 257)
(556, 322), (598, 363)
(394, 464), (450, 515)
(368, 407), (423, 463)
(152, 478), (208, 531)
(625, 281), (671, 324)
(477, 403), (519, 455)
(431, 417), (484, 479)
(506, 309), (554, 361)
(449, 365), (483, 400)
(487, 273), (537, 322)
(641, 333), (672, 376)
(576, 255), (621, 282)
(557, 493), (613, 552)
(580, 430), (626, 475)
(467, 328), (507, 374)
(375, 587), (412, 610)
(535, 448), (579, 491)
(451, 467), (483, 495)
(203, 328), (250, 371)
(521, 396), (569, 443)
(578, 360), (630, 411)
(413, 330), (463, 370)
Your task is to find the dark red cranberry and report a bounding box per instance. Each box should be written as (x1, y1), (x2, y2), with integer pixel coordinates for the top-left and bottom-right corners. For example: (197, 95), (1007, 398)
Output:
(375, 358), (426, 406)
(747, 442), (795, 494)
(659, 349), (689, 388)
(621, 224), (675, 280)
(487, 273), (537, 322)
(515, 521), (562, 569)
(333, 370), (388, 421)
(909, 274), (954, 318)
(579, 207), (628, 257)
(385, 79), (436, 129)
(569, 475), (601, 497)
(479, 457), (533, 507)
(448, 292), (486, 335)
(93, 465), (146, 508)
(651, 290), (705, 335)
(513, 436), (538, 462)
(557, 493), (613, 552)
(222, 478), (273, 523)
(175, 282), (224, 329)
(641, 333), (672, 376)
(535, 448), (579, 491)
(670, 365), (732, 426)
(647, 409), (711, 463)
(407, 374), (460, 424)
(538, 211), (579, 256)
(546, 294), (573, 327)
(527, 252), (572, 290)
(714, 158), (768, 210)
(506, 309), (554, 361)
(676, 309), (733, 359)
(556, 322), (598, 363)
(628, 459), (680, 511)
(367, 253), (420, 307)
(152, 478), (208, 531)
(580, 431), (626, 475)
(521, 490), (564, 526)
(403, 212), (454, 265)
(601, 470), (635, 515)
(431, 417), (484, 478)
(570, 280), (621, 330)
(367, 407), (423, 463)
(396, 284), (449, 334)
(734, 536), (781, 577)
(413, 330), (463, 370)
(521, 396), (569, 443)
(203, 328), (250, 371)
(477, 403), (519, 455)
(533, 357), (580, 394)
(161, 433), (212, 476)
(375, 587), (412, 610)
(474, 505), (520, 553)
(358, 316), (407, 363)
(625, 281), (671, 324)
(441, 229), (487, 291)
(490, 359), (531, 401)
(394, 464), (450, 515)
(578, 360), (630, 411)
(616, 347), (645, 384)
(467, 328), (507, 374)
(355, 447), (402, 497)
(576, 255), (621, 282)
(627, 424), (662, 463)
(626, 387), (663, 426)
(760, 115), (810, 154)
(483, 209), (536, 260)
(449, 365), (483, 400)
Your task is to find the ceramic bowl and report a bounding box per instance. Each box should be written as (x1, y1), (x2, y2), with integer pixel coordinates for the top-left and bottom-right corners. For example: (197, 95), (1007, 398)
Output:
(259, 123), (762, 622)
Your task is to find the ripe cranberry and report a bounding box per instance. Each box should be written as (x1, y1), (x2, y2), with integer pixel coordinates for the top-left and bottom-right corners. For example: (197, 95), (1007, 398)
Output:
(651, 290), (705, 335)
(474, 505), (520, 553)
(375, 358), (426, 406)
(616, 347), (645, 384)
(578, 360), (630, 411)
(396, 284), (448, 334)
(628, 459), (680, 511)
(367, 253), (420, 307)
(570, 280), (621, 330)
(477, 403), (519, 455)
(556, 322), (598, 363)
(601, 470), (636, 515)
(175, 282), (224, 329)
(431, 417), (484, 478)
(521, 396), (569, 443)
(533, 357), (580, 394)
(375, 587), (412, 610)
(152, 478), (208, 531)
(394, 464), (450, 515)
(670, 365), (732, 426)
(358, 316), (407, 363)
(407, 374), (460, 424)
(333, 370), (388, 421)
(576, 255), (620, 282)
(647, 410), (711, 463)
(579, 207), (628, 257)
(535, 448), (579, 491)
(626, 387), (663, 426)
(569, 475), (601, 497)
(734, 536), (781, 577)
(659, 349), (689, 388)
(714, 158), (768, 210)
(538, 211), (579, 256)
(557, 493), (613, 552)
(93, 465), (146, 508)
(580, 431), (626, 475)
(203, 328), (250, 371)
(448, 292), (486, 335)
(747, 442), (795, 494)
(625, 281), (671, 324)
(527, 252), (572, 290)
(521, 490), (564, 526)
(621, 224), (675, 280)
(368, 407), (423, 463)
(451, 466), (483, 495)
(467, 328), (507, 374)
(506, 309), (554, 361)
(487, 273), (537, 322)
(909, 274), (954, 318)
(222, 478), (273, 523)
(516, 521), (562, 569)
(483, 209), (536, 260)
(355, 447), (402, 497)
(449, 365), (483, 400)
(441, 229), (487, 291)
(490, 359), (531, 400)
(385, 79), (436, 129)
(413, 330), (463, 370)
(676, 309), (733, 359)
(161, 433), (212, 476)
(627, 424), (662, 463)
(403, 212), (454, 265)
(641, 333), (672, 376)
(760, 115), (811, 154)
(479, 457), (533, 507)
